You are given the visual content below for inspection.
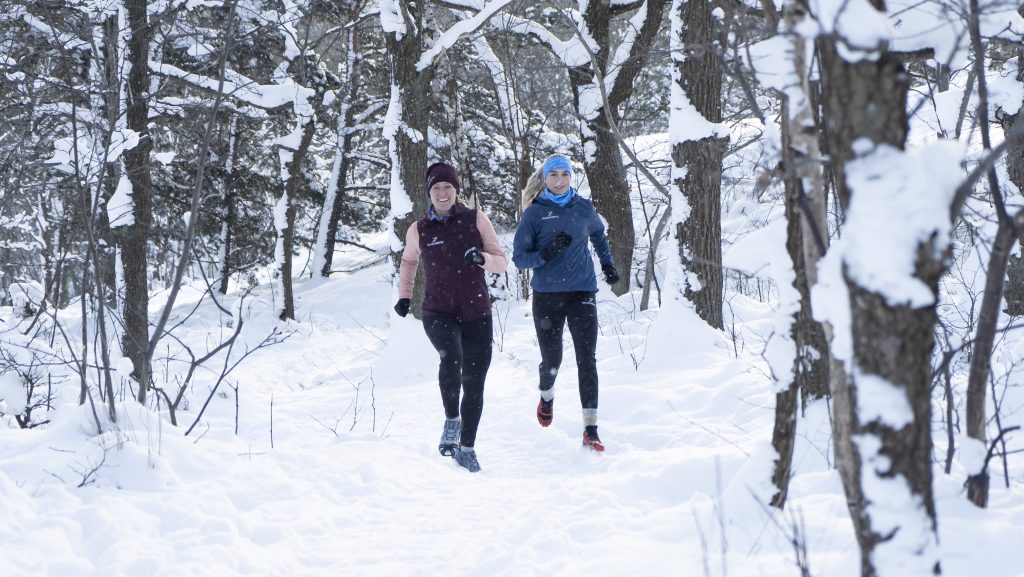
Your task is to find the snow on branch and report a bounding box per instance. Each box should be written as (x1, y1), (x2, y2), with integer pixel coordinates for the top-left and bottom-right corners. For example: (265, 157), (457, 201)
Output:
(472, 37), (526, 138)
(490, 13), (590, 67)
(153, 62), (313, 113)
(19, 10), (90, 52)
(379, 0), (408, 37)
(603, 0), (649, 95)
(811, 0), (892, 61)
(805, 0), (1023, 69)
(434, 0), (487, 9)
(416, 0), (514, 71)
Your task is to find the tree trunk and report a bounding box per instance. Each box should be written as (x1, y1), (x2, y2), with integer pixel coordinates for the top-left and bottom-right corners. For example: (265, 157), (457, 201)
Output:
(219, 116), (237, 295)
(819, 27), (941, 576)
(582, 118), (634, 296)
(817, 42), (909, 214)
(782, 1), (832, 405)
(843, 266), (943, 577)
(964, 215), (1020, 506)
(673, 0), (726, 330)
(123, 0), (153, 402)
(383, 3), (432, 317)
(315, 23), (361, 278)
(772, 85), (831, 508)
(278, 95), (321, 321)
(968, 45), (1024, 506)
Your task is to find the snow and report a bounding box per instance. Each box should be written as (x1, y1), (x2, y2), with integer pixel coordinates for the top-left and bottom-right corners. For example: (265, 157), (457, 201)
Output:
(746, 35), (800, 97)
(107, 173), (136, 229)
(887, 0), (969, 67)
(960, 435), (988, 476)
(1, 215), (1023, 577)
(988, 59), (1023, 117)
(723, 218), (798, 391)
(382, 85), (413, 252)
(154, 151), (176, 165)
(0, 371), (26, 414)
(981, 4), (1024, 41)
(809, 0), (892, 60)
(378, 0), (406, 37)
(855, 434), (941, 575)
(841, 140), (965, 309)
(491, 14), (590, 68)
(854, 371), (914, 428)
(7, 281), (43, 314)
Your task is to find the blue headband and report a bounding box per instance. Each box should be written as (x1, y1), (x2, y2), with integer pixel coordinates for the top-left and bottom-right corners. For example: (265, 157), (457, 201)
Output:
(543, 156), (573, 181)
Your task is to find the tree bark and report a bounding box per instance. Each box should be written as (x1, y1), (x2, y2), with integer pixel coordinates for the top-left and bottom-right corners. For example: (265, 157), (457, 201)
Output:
(123, 0), (154, 402)
(772, 87), (831, 508)
(964, 214), (1020, 506)
(783, 1), (832, 403)
(674, 0), (726, 330)
(278, 94), (322, 321)
(817, 41), (910, 213)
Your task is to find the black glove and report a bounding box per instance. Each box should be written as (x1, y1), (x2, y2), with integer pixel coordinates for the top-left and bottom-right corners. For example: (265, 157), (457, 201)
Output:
(393, 298), (410, 317)
(540, 232), (573, 262)
(602, 264), (620, 285)
(464, 247), (485, 266)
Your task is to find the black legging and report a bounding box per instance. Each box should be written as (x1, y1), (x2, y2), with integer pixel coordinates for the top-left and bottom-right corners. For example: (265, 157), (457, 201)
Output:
(532, 291), (598, 409)
(421, 315), (493, 447)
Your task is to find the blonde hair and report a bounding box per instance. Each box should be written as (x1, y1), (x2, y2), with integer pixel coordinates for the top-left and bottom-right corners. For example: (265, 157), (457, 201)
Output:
(522, 154), (573, 208)
(522, 164), (545, 208)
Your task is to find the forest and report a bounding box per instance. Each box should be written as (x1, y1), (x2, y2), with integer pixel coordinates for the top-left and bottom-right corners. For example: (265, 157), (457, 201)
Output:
(1, 1), (1024, 576)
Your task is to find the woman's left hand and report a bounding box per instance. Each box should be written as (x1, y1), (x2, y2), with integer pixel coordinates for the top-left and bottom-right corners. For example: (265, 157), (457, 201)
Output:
(464, 247), (485, 266)
(602, 264), (620, 285)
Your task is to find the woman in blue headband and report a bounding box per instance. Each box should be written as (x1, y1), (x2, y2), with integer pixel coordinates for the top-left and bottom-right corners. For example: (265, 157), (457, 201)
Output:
(512, 154), (620, 452)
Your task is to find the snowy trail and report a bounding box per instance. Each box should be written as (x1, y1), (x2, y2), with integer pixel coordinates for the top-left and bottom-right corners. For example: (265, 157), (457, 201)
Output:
(4, 261), (1024, 577)
(1, 267), (768, 576)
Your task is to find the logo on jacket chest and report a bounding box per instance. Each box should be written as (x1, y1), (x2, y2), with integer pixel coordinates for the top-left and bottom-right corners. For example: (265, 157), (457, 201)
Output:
(541, 211), (559, 220)
(426, 236), (444, 247)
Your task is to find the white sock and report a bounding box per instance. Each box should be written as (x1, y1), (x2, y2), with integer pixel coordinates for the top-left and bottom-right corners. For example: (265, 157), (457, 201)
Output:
(540, 389), (554, 402)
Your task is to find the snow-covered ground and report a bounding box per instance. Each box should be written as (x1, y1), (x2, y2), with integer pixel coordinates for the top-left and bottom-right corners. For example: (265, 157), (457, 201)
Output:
(2, 234), (1023, 577)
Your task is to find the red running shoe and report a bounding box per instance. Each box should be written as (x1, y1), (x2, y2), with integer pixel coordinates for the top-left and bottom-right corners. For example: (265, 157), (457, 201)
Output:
(583, 428), (605, 452)
(537, 398), (553, 427)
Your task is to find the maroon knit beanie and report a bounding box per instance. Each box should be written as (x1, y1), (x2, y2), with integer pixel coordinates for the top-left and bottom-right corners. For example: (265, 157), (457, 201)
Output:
(425, 162), (460, 195)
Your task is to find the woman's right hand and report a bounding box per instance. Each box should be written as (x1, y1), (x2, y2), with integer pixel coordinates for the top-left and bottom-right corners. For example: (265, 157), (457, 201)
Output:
(540, 231), (573, 262)
(394, 298), (411, 317)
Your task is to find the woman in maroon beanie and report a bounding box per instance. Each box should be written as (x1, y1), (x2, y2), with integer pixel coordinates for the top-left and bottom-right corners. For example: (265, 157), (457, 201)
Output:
(394, 162), (507, 472)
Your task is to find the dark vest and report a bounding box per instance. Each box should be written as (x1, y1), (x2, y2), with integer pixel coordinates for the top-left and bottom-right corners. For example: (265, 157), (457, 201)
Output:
(418, 204), (491, 321)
